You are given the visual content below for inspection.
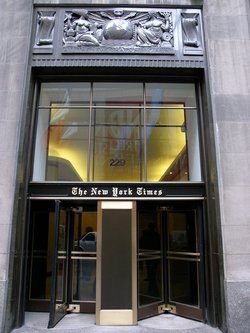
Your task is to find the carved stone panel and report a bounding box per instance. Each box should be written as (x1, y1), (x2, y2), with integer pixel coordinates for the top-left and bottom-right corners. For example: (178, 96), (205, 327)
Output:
(34, 11), (56, 53)
(32, 7), (205, 68)
(181, 12), (203, 55)
(63, 9), (175, 54)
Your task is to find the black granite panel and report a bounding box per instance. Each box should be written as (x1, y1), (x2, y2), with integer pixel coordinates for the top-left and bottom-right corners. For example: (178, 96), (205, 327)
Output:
(101, 209), (132, 309)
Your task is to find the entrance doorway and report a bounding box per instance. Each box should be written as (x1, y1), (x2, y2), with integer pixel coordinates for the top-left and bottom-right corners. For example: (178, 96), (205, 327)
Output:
(138, 201), (204, 321)
(26, 199), (204, 327)
(26, 201), (97, 327)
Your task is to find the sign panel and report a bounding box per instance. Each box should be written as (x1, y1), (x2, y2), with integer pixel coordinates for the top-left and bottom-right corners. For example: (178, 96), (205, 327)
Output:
(29, 182), (205, 200)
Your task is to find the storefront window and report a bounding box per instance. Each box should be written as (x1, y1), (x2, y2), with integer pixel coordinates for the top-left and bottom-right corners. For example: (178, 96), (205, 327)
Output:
(32, 82), (202, 182)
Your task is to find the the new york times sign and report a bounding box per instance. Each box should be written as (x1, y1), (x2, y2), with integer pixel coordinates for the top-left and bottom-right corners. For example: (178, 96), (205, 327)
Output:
(29, 182), (204, 199)
(71, 185), (163, 198)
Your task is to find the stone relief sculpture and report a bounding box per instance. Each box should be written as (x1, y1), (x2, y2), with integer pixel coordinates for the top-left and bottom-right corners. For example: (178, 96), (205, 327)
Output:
(181, 13), (200, 47)
(136, 11), (172, 47)
(63, 9), (174, 52)
(36, 11), (56, 46)
(64, 10), (103, 46)
(33, 8), (204, 57)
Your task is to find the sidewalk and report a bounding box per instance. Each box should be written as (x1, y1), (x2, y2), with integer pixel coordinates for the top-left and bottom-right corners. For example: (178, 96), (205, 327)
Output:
(12, 313), (222, 333)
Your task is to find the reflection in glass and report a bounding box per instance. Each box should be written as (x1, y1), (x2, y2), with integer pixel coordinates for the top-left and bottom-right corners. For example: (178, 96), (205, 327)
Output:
(56, 210), (67, 302)
(137, 205), (201, 317)
(138, 210), (163, 306)
(33, 82), (202, 182)
(91, 82), (143, 181)
(29, 210), (54, 300)
(46, 111), (89, 181)
(168, 260), (198, 306)
(146, 107), (187, 181)
(166, 210), (199, 307)
(72, 260), (96, 302)
(91, 107), (142, 181)
(145, 83), (201, 181)
(167, 211), (197, 252)
(33, 82), (91, 181)
(72, 211), (97, 302)
(92, 82), (143, 105)
(28, 204), (97, 305)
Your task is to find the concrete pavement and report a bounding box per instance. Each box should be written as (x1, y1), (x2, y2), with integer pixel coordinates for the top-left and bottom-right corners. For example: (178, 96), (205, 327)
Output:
(12, 313), (222, 333)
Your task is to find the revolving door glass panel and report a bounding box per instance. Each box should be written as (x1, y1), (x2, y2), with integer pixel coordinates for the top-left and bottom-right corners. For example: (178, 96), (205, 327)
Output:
(138, 202), (203, 321)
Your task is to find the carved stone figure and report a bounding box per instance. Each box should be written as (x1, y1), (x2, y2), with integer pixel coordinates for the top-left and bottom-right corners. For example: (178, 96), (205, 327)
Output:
(136, 12), (172, 47)
(64, 10), (102, 46)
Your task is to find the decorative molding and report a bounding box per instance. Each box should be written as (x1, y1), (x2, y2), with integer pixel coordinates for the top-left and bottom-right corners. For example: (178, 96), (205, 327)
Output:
(63, 9), (175, 55)
(32, 57), (204, 68)
(34, 11), (56, 53)
(181, 12), (203, 55)
(33, 0), (203, 5)
(32, 7), (205, 67)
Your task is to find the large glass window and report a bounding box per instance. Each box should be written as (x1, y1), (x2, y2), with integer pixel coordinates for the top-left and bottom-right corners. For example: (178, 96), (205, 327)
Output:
(145, 83), (201, 181)
(33, 82), (202, 182)
(90, 83), (143, 181)
(33, 83), (91, 181)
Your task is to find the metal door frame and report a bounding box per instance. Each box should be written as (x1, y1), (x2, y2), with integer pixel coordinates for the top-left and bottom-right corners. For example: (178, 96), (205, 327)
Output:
(137, 200), (205, 321)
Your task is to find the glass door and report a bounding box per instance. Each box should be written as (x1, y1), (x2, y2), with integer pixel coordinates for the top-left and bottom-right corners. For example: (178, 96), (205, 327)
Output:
(138, 202), (204, 321)
(26, 200), (97, 327)
(163, 206), (203, 320)
(48, 202), (97, 328)
(70, 207), (97, 312)
(138, 207), (163, 319)
(48, 201), (68, 328)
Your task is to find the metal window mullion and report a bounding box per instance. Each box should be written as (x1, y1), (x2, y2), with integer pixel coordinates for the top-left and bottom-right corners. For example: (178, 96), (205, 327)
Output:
(87, 83), (93, 182)
(143, 83), (147, 181)
(139, 103), (143, 182)
(38, 105), (198, 110)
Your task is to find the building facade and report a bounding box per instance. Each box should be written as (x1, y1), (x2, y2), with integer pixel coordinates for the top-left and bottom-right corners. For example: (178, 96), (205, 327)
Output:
(0, 1), (249, 332)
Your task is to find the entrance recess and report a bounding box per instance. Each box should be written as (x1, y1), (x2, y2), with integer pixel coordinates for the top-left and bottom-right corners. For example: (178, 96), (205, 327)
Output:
(26, 201), (97, 328)
(27, 199), (204, 327)
(138, 202), (204, 321)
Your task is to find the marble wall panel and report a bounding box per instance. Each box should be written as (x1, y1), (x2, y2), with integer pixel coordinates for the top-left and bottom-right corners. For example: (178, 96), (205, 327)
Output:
(0, 121), (19, 155)
(217, 122), (250, 154)
(206, 47), (250, 95)
(0, 254), (8, 282)
(223, 226), (250, 254)
(0, 92), (23, 122)
(203, 0), (248, 16)
(219, 152), (250, 187)
(225, 281), (250, 333)
(0, 281), (7, 331)
(223, 186), (250, 226)
(225, 254), (250, 281)
(212, 95), (250, 122)
(0, 185), (15, 226)
(204, 15), (250, 40)
(0, 225), (11, 253)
